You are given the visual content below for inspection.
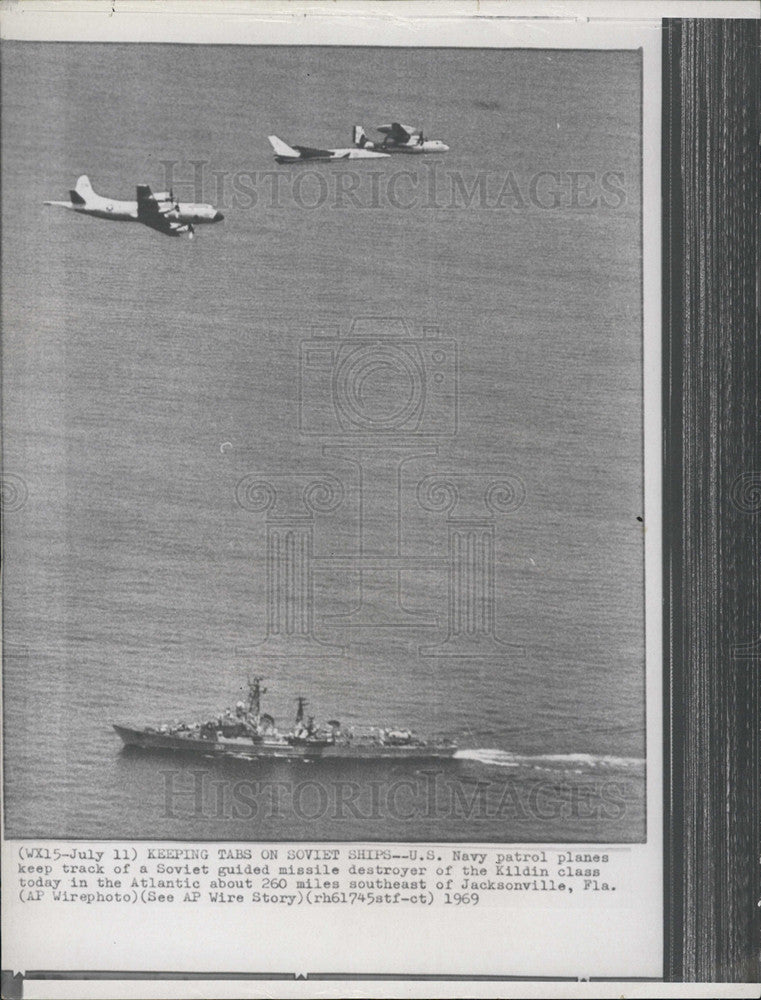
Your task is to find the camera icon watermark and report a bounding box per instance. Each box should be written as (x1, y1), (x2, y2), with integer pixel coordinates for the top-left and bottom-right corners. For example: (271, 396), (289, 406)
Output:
(0, 473), (28, 512)
(730, 471), (761, 513)
(299, 318), (458, 437)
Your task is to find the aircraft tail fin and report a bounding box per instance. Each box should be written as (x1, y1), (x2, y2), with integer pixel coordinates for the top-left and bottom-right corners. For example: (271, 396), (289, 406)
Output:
(353, 125), (369, 148)
(268, 135), (299, 159)
(70, 174), (94, 206)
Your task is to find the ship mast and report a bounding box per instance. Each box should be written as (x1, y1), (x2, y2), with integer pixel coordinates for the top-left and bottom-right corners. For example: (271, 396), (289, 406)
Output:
(247, 676), (266, 725)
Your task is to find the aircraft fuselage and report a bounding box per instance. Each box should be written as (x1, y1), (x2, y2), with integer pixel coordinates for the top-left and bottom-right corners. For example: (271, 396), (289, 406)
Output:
(381, 139), (450, 154)
(63, 197), (222, 225)
(274, 148), (389, 164)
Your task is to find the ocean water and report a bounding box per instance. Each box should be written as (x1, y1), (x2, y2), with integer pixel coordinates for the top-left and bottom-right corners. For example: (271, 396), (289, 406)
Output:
(1, 42), (645, 842)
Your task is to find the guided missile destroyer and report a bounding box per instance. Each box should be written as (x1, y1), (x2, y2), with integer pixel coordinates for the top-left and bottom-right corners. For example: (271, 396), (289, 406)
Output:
(114, 678), (457, 761)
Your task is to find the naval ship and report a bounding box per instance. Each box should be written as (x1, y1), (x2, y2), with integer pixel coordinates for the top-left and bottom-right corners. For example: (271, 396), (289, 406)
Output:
(114, 678), (457, 761)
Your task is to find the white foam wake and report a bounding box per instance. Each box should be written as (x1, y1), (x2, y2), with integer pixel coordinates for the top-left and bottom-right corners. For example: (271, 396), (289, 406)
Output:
(454, 748), (645, 771)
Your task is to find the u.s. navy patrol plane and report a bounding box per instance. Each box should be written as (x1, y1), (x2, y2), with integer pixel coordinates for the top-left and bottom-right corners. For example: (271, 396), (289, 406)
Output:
(269, 135), (390, 163)
(354, 123), (449, 154)
(44, 175), (224, 238)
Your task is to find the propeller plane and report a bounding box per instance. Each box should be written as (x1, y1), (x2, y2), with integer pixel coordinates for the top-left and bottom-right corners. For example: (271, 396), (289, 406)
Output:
(354, 123), (449, 154)
(44, 175), (224, 238)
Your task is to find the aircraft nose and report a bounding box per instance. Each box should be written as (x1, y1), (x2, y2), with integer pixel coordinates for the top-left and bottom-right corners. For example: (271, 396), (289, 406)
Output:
(213, 210), (225, 222)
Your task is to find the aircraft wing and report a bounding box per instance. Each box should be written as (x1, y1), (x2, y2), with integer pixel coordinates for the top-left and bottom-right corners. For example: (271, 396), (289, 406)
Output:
(137, 184), (176, 215)
(136, 184), (187, 236)
(379, 123), (416, 142)
(136, 183), (162, 212)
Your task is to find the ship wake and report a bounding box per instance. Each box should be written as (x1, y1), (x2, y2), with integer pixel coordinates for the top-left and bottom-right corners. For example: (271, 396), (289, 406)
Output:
(454, 748), (645, 772)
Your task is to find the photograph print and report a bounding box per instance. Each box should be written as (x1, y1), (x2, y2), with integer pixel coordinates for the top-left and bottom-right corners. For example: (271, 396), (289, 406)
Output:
(1, 40), (649, 843)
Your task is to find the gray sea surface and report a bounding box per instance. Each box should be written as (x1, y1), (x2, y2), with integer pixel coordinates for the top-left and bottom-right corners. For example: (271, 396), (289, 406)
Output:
(2, 42), (646, 841)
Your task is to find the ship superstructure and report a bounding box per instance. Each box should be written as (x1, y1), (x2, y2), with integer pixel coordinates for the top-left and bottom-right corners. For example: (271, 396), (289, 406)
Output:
(114, 678), (457, 760)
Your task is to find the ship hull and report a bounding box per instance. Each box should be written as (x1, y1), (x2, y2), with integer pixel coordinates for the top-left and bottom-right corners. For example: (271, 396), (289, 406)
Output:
(113, 725), (457, 761)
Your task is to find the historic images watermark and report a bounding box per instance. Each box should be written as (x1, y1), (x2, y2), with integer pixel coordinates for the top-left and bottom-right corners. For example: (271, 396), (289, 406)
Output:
(160, 769), (630, 825)
(158, 161), (628, 213)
